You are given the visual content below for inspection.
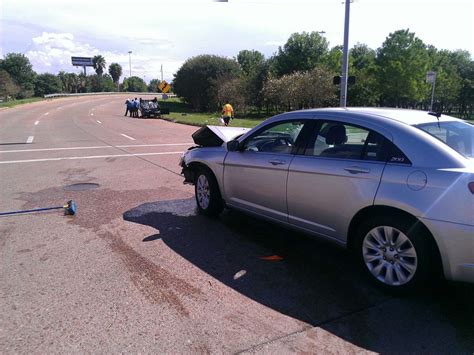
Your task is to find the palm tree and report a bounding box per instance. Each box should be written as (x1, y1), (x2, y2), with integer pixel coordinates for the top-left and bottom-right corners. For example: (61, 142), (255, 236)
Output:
(92, 55), (106, 76)
(108, 63), (122, 89)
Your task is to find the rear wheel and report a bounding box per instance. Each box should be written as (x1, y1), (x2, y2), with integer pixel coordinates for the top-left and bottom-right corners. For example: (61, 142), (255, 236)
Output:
(355, 216), (434, 292)
(194, 168), (224, 217)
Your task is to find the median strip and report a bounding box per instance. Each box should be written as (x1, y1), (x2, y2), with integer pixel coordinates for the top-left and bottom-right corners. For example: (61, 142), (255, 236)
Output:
(0, 151), (183, 164)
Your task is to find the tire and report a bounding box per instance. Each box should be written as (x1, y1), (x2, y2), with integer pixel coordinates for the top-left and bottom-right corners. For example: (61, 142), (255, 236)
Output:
(355, 215), (434, 293)
(194, 168), (224, 217)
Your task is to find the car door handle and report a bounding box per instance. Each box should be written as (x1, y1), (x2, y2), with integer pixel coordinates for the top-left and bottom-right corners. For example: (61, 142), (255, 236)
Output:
(269, 159), (286, 165)
(344, 166), (370, 174)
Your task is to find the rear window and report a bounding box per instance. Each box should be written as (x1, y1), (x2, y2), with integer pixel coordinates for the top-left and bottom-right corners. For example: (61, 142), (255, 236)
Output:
(415, 121), (474, 158)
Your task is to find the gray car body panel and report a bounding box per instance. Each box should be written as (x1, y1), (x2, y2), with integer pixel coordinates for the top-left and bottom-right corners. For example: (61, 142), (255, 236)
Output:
(182, 108), (474, 283)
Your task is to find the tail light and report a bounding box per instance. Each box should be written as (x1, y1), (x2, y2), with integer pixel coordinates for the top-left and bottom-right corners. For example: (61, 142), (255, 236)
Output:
(469, 182), (474, 194)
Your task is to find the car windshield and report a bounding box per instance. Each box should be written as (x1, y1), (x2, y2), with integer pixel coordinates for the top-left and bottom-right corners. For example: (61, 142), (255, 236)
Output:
(415, 121), (474, 158)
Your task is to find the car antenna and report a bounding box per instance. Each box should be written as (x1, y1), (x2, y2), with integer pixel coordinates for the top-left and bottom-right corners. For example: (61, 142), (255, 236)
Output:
(428, 104), (442, 128)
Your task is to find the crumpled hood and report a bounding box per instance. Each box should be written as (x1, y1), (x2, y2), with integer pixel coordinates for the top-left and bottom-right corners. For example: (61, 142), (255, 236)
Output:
(191, 125), (250, 147)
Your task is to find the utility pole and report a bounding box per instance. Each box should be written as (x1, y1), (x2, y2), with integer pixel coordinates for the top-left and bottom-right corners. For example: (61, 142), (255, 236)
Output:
(128, 51), (132, 77)
(161, 65), (163, 82)
(340, 0), (351, 107)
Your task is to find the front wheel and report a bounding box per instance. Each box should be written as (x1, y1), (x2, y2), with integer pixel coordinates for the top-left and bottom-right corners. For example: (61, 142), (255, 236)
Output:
(194, 168), (224, 217)
(355, 216), (434, 293)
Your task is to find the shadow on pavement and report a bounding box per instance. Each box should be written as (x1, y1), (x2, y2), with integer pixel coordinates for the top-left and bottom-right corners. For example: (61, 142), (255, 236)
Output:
(123, 198), (474, 353)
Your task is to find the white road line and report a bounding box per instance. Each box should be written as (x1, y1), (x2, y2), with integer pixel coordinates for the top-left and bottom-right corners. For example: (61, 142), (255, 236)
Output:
(97, 120), (102, 124)
(120, 134), (136, 141)
(44, 112), (49, 116)
(116, 143), (193, 148)
(0, 143), (192, 154)
(90, 113), (94, 116)
(26, 136), (34, 144)
(0, 151), (183, 165)
(34, 121), (39, 125)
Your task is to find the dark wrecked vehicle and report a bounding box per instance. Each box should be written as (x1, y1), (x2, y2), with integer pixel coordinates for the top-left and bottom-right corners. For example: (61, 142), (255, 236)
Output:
(180, 108), (474, 293)
(139, 98), (170, 118)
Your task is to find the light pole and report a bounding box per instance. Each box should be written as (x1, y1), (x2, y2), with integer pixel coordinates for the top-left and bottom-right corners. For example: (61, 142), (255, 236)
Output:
(340, 0), (351, 107)
(128, 51), (132, 77)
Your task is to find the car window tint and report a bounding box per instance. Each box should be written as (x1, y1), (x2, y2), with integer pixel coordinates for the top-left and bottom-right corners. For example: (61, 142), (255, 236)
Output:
(243, 121), (305, 154)
(306, 122), (384, 161)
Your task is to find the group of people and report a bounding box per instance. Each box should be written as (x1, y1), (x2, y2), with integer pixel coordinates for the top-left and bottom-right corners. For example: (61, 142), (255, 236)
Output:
(124, 98), (140, 117)
(124, 97), (160, 118)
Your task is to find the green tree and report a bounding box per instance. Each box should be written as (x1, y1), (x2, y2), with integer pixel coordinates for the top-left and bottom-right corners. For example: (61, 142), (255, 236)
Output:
(236, 50), (269, 109)
(0, 70), (20, 99)
(426, 48), (462, 111)
(148, 78), (161, 92)
(122, 76), (147, 92)
(34, 73), (62, 96)
(348, 43), (379, 106)
(108, 63), (122, 86)
(376, 29), (429, 107)
(447, 50), (474, 117)
(86, 74), (116, 92)
(0, 53), (37, 98)
(173, 55), (241, 111)
(272, 32), (329, 76)
(325, 45), (343, 74)
(92, 55), (106, 76)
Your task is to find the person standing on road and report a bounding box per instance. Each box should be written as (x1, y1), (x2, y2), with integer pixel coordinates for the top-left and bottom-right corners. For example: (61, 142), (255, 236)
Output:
(221, 102), (234, 126)
(124, 98), (132, 116)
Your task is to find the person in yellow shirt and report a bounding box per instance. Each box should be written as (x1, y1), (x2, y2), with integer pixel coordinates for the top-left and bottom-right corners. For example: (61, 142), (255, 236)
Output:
(221, 103), (234, 126)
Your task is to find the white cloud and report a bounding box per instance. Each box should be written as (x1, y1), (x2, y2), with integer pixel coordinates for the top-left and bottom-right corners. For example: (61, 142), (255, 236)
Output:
(24, 32), (182, 82)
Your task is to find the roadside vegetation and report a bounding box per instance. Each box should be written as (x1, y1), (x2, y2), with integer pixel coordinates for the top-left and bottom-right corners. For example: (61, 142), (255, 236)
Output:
(1, 29), (473, 120)
(0, 97), (44, 108)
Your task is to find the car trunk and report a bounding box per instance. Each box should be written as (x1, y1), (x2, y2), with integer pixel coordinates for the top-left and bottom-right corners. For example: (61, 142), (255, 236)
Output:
(191, 125), (250, 147)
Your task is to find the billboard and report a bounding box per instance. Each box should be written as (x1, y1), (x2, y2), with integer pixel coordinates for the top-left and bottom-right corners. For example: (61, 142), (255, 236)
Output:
(71, 56), (93, 66)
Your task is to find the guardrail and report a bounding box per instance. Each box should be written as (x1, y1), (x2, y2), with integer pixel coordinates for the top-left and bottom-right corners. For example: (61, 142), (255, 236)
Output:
(44, 92), (176, 99)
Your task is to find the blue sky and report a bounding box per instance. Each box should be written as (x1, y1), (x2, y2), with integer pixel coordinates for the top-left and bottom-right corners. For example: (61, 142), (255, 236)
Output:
(1, 0), (473, 83)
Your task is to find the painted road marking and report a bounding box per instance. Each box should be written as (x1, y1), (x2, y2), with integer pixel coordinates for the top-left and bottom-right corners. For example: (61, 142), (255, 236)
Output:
(0, 151), (183, 165)
(34, 121), (39, 125)
(97, 120), (102, 124)
(90, 113), (94, 116)
(116, 143), (193, 148)
(26, 136), (34, 144)
(0, 143), (192, 154)
(120, 134), (136, 141)
(44, 112), (49, 116)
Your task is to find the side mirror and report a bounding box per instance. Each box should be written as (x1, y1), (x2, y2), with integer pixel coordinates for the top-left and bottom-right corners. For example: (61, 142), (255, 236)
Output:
(227, 139), (240, 152)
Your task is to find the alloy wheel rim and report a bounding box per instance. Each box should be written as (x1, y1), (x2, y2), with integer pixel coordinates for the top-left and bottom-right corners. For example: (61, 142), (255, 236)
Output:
(362, 226), (418, 286)
(196, 175), (210, 209)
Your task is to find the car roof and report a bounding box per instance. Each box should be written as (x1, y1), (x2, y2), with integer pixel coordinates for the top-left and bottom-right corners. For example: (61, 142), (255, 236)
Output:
(288, 107), (462, 126)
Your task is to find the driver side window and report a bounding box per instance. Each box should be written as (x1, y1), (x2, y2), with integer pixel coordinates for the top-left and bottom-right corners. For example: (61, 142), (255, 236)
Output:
(243, 121), (305, 154)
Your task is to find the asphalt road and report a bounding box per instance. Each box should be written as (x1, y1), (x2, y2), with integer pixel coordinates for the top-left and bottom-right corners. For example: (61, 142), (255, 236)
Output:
(1, 95), (473, 354)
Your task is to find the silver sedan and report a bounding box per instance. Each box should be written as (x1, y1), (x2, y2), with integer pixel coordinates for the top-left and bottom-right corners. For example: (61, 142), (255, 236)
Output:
(180, 108), (474, 292)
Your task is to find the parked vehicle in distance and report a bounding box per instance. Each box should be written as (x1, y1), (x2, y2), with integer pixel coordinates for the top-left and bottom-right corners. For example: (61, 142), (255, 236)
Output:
(180, 108), (474, 292)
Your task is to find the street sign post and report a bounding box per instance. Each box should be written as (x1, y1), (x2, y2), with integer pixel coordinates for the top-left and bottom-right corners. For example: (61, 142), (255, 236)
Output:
(159, 80), (171, 94)
(426, 71), (437, 111)
(71, 56), (93, 75)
